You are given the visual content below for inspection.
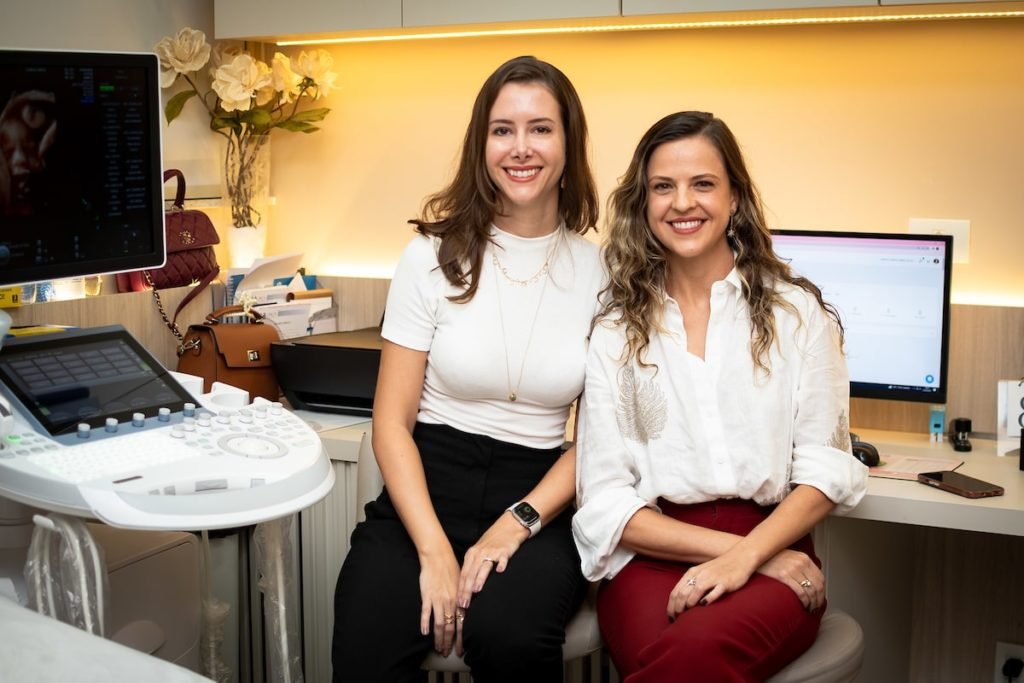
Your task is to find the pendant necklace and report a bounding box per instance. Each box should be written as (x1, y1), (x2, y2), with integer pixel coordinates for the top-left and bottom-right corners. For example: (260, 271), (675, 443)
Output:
(491, 234), (558, 402)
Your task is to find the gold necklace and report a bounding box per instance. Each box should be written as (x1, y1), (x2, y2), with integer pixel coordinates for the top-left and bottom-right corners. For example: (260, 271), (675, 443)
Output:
(491, 251), (550, 287)
(492, 246), (554, 402)
(490, 226), (559, 287)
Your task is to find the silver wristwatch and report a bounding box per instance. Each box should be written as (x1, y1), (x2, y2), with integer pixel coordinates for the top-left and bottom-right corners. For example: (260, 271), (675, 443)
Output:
(507, 501), (541, 538)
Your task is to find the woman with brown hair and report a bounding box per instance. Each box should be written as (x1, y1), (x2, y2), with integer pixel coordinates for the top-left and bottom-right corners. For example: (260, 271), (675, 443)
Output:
(332, 56), (602, 682)
(573, 111), (867, 681)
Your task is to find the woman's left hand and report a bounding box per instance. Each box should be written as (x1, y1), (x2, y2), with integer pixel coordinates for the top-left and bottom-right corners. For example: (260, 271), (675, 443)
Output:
(667, 550), (758, 620)
(456, 513), (530, 610)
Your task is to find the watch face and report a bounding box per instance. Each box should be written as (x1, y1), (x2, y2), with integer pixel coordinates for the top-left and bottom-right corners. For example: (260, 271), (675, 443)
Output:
(513, 502), (540, 526)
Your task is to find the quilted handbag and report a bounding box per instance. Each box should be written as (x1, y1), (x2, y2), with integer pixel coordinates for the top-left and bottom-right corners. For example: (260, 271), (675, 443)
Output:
(115, 169), (220, 292)
(176, 305), (281, 401)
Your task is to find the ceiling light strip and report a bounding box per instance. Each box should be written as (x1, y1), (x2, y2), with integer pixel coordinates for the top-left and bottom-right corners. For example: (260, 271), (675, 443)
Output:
(277, 10), (1024, 46)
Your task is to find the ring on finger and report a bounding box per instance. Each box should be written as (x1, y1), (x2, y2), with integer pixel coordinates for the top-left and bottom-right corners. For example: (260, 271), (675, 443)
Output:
(799, 579), (813, 589)
(686, 577), (698, 587)
(456, 612), (465, 623)
(444, 613), (455, 625)
(482, 557), (496, 564)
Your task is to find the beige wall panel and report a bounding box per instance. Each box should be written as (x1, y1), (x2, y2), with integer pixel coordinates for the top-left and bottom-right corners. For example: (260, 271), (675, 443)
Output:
(6, 284), (224, 369)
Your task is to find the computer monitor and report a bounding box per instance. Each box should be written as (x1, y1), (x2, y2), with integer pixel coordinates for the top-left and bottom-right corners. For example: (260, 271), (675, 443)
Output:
(0, 49), (165, 287)
(771, 230), (953, 404)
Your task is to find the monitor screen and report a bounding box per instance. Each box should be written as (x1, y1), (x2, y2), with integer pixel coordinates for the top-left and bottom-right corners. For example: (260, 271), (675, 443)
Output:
(0, 49), (165, 286)
(0, 325), (191, 439)
(771, 230), (953, 403)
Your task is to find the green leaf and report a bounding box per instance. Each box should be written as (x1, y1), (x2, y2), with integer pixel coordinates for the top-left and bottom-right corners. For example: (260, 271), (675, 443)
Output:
(211, 116), (242, 135)
(243, 108), (273, 129)
(276, 120), (319, 133)
(290, 108), (330, 123)
(164, 90), (197, 124)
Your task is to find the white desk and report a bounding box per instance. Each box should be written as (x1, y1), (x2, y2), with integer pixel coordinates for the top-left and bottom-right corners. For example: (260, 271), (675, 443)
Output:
(822, 430), (1024, 682)
(847, 429), (1023, 536)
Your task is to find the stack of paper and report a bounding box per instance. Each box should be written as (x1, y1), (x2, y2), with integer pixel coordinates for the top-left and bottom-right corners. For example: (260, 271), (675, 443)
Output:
(225, 253), (337, 338)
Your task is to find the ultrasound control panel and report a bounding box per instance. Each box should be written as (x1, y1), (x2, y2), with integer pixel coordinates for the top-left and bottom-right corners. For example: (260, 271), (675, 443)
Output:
(0, 326), (335, 530)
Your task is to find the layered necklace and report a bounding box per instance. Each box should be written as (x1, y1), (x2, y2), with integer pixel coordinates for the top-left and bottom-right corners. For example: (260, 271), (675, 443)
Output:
(491, 229), (561, 402)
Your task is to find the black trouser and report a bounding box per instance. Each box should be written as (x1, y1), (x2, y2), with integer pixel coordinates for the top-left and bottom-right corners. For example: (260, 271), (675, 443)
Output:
(332, 422), (587, 683)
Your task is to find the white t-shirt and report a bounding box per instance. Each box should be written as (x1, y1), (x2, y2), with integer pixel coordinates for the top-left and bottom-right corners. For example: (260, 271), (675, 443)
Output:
(382, 226), (604, 449)
(573, 268), (869, 580)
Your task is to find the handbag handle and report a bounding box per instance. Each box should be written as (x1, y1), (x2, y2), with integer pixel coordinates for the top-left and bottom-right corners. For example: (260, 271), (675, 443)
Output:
(164, 169), (186, 209)
(204, 305), (266, 325)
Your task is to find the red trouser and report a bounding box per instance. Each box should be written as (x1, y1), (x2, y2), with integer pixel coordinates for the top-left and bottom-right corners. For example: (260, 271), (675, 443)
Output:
(597, 499), (823, 683)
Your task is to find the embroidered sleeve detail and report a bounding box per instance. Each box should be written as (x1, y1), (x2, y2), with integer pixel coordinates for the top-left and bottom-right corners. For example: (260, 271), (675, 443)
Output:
(827, 410), (852, 452)
(616, 365), (667, 444)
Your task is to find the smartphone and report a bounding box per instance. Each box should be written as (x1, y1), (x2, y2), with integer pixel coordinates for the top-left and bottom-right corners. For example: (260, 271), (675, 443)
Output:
(917, 470), (1004, 499)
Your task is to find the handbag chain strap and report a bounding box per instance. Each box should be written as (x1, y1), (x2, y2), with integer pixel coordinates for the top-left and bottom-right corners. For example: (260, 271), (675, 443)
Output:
(144, 268), (220, 355)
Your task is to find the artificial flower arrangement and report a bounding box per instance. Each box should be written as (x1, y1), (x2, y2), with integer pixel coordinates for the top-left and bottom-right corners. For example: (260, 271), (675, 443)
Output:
(154, 27), (338, 229)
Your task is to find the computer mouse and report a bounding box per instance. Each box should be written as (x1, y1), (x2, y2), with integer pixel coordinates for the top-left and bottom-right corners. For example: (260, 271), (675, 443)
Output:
(851, 440), (880, 467)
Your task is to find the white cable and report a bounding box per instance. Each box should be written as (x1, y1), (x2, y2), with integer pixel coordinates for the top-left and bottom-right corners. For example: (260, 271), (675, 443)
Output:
(29, 514), (106, 636)
(51, 516), (95, 635)
(29, 515), (57, 618)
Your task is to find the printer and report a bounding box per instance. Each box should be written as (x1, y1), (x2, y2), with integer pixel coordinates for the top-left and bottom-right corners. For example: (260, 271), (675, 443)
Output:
(271, 327), (382, 415)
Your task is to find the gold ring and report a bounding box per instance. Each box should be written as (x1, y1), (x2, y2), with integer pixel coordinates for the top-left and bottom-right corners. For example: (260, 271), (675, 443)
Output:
(457, 612), (465, 623)
(444, 613), (455, 624)
(800, 579), (812, 589)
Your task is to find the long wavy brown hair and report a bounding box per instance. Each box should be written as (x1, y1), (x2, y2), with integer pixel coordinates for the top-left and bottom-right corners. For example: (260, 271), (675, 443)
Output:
(599, 111), (842, 371)
(410, 56), (599, 303)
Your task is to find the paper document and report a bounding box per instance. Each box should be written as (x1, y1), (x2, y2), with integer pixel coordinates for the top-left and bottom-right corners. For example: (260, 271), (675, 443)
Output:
(234, 252), (304, 298)
(869, 456), (963, 481)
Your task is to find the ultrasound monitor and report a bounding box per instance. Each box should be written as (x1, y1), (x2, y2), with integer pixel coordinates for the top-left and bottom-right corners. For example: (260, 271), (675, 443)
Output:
(771, 230), (953, 404)
(0, 49), (165, 287)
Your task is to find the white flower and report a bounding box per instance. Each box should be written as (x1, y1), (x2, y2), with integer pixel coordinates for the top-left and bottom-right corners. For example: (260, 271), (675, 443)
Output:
(208, 42), (244, 80)
(293, 49), (339, 98)
(154, 28), (211, 88)
(271, 53), (302, 104)
(212, 54), (273, 112)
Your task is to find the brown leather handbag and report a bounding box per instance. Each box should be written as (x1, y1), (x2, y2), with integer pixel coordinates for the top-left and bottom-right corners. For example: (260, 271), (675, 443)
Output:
(176, 306), (281, 401)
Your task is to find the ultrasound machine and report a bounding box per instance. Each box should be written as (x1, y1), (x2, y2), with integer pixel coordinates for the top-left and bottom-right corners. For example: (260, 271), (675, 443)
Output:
(0, 49), (333, 679)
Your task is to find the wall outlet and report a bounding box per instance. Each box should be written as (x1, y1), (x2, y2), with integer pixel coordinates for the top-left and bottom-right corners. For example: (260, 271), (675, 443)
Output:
(908, 217), (971, 264)
(994, 641), (1024, 683)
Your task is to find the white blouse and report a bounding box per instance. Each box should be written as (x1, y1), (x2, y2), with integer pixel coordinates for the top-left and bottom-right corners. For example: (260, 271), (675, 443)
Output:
(572, 269), (868, 581)
(382, 227), (604, 450)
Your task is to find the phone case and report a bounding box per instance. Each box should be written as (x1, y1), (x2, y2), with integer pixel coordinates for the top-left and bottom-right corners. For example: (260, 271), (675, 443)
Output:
(917, 473), (1004, 498)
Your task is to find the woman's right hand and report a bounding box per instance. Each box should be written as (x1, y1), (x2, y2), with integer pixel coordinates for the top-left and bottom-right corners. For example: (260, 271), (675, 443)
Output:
(756, 548), (825, 611)
(419, 550), (462, 656)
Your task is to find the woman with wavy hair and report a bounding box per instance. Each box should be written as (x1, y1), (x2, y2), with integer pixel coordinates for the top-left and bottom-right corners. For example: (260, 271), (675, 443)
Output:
(573, 111), (867, 681)
(332, 55), (602, 683)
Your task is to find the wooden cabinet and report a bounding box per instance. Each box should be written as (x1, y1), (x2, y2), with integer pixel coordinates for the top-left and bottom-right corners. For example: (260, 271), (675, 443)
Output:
(214, 0), (401, 40)
(220, 0), (972, 40)
(623, 0), (876, 14)
(402, 0), (619, 28)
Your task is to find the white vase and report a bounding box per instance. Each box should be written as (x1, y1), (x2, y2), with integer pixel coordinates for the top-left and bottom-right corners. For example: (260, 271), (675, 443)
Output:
(227, 225), (268, 269)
